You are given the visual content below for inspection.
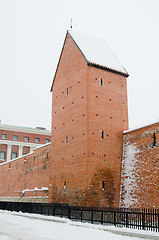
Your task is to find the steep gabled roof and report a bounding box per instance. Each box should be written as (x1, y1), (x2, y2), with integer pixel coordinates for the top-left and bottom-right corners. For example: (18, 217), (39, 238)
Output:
(51, 30), (128, 91)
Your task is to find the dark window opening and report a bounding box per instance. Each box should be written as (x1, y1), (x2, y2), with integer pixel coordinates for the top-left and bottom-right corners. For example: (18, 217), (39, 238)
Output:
(64, 181), (66, 189)
(102, 181), (105, 190)
(154, 133), (157, 147)
(100, 78), (103, 86)
(66, 88), (69, 95)
(101, 131), (104, 139)
(151, 133), (157, 148)
(66, 136), (68, 144)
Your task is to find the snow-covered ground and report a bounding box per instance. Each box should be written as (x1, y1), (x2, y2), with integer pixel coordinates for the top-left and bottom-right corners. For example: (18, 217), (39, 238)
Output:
(0, 210), (159, 240)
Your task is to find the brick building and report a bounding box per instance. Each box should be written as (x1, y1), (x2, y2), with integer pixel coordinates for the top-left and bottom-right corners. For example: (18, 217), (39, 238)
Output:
(0, 124), (51, 163)
(49, 30), (129, 207)
(0, 30), (158, 208)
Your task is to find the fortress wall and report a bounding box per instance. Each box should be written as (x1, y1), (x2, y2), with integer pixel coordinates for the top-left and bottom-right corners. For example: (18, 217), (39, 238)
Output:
(120, 122), (159, 208)
(0, 144), (51, 203)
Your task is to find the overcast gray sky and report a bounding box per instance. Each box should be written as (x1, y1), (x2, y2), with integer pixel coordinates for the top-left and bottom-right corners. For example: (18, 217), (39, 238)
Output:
(0, 0), (159, 130)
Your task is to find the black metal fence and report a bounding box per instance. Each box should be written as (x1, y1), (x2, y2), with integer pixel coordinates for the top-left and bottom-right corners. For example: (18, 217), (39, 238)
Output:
(0, 202), (159, 232)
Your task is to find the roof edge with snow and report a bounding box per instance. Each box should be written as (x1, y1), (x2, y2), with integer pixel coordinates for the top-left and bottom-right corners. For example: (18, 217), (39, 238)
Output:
(124, 121), (159, 134)
(51, 30), (129, 91)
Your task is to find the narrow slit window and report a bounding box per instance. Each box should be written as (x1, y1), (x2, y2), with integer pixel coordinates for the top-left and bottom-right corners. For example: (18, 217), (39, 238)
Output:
(102, 181), (105, 190)
(100, 78), (103, 86)
(66, 88), (69, 95)
(101, 130), (104, 139)
(66, 136), (68, 144)
(64, 181), (66, 189)
(153, 133), (156, 147)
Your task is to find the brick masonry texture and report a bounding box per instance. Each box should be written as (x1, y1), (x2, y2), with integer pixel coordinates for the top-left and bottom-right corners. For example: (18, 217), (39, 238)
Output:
(0, 144), (51, 202)
(120, 122), (159, 209)
(0, 31), (158, 209)
(48, 32), (129, 207)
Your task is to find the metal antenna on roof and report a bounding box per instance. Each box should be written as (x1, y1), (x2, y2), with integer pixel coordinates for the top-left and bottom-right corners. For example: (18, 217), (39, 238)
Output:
(70, 18), (73, 29)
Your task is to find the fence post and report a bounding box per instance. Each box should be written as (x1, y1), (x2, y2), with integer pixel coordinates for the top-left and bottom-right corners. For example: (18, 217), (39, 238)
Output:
(101, 211), (103, 225)
(126, 212), (128, 228)
(81, 209), (83, 222)
(114, 211), (116, 226)
(91, 210), (93, 224)
(68, 206), (71, 219)
(52, 204), (55, 216)
(142, 211), (145, 230)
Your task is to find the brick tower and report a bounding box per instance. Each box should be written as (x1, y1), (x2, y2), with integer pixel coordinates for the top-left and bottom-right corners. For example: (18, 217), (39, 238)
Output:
(49, 30), (129, 207)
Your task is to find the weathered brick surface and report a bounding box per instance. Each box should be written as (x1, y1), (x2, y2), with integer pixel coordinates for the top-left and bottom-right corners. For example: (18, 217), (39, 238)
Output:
(49, 32), (128, 207)
(0, 144), (51, 202)
(120, 122), (159, 209)
(0, 32), (133, 208)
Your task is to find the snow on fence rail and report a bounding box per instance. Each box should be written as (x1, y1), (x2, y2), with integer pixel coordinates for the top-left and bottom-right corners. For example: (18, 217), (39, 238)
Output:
(0, 202), (159, 232)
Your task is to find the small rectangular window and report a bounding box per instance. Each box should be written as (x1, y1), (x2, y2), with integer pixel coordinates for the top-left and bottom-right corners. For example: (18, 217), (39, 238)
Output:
(24, 136), (29, 142)
(0, 151), (6, 160)
(64, 181), (66, 189)
(153, 133), (156, 147)
(66, 88), (69, 95)
(66, 136), (68, 144)
(100, 78), (103, 86)
(2, 134), (7, 139)
(45, 139), (50, 144)
(35, 138), (40, 143)
(12, 152), (17, 160)
(101, 131), (104, 139)
(102, 181), (105, 190)
(13, 135), (18, 141)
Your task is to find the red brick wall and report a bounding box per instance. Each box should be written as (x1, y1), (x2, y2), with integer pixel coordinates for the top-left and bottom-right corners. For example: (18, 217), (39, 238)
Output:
(49, 32), (88, 205)
(120, 122), (159, 209)
(0, 144), (51, 201)
(86, 66), (128, 207)
(49, 32), (129, 207)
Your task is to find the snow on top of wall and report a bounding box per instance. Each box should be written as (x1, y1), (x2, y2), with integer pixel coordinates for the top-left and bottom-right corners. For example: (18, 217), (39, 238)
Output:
(21, 187), (48, 194)
(120, 144), (140, 208)
(124, 121), (159, 134)
(69, 30), (128, 76)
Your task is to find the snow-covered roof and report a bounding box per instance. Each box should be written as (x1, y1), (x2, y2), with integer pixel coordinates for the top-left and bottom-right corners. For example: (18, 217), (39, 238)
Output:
(51, 30), (128, 91)
(68, 30), (128, 77)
